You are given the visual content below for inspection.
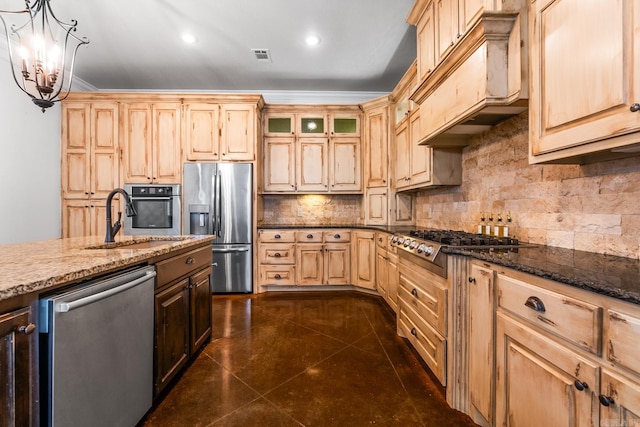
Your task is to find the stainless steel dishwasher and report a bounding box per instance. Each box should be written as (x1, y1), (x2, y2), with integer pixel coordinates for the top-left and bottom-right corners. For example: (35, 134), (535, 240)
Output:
(39, 265), (156, 427)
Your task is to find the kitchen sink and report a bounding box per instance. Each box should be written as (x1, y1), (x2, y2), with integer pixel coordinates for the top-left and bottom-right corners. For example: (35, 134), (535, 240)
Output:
(86, 237), (192, 250)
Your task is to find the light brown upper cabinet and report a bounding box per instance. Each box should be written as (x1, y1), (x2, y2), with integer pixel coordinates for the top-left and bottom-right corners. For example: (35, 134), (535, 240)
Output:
(529, 0), (640, 163)
(61, 102), (119, 199)
(122, 102), (182, 184)
(262, 107), (363, 194)
(184, 103), (256, 161)
(363, 104), (389, 188)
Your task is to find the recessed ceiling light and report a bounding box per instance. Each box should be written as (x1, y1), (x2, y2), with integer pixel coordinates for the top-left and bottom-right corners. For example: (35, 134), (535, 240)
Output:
(181, 33), (197, 44)
(305, 35), (321, 46)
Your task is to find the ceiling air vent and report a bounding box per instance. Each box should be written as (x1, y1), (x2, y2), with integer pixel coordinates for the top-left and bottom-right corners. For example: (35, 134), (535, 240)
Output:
(251, 49), (272, 63)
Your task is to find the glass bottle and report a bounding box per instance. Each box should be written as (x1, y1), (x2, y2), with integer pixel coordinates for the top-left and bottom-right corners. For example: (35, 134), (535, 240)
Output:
(478, 212), (486, 234)
(494, 213), (504, 237)
(487, 213), (494, 236)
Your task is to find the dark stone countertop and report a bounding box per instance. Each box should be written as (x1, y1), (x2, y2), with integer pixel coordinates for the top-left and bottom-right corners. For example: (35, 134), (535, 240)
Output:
(258, 224), (416, 234)
(446, 245), (640, 305)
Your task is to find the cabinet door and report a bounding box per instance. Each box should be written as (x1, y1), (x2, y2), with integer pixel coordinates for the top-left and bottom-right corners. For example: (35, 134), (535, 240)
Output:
(153, 103), (182, 183)
(298, 114), (328, 137)
(435, 0), (459, 63)
(364, 187), (388, 225)
(600, 369), (640, 427)
(325, 244), (351, 285)
(409, 109), (432, 186)
(352, 231), (376, 290)
(190, 267), (212, 354)
(297, 244), (324, 285)
(329, 113), (360, 137)
(264, 113), (296, 136)
(62, 200), (92, 238)
(416, 0), (436, 82)
(395, 120), (411, 189)
(0, 306), (35, 427)
(329, 137), (361, 192)
(61, 103), (90, 199)
(468, 263), (495, 426)
(297, 138), (329, 192)
(364, 106), (388, 188)
(530, 0), (640, 160)
(387, 252), (399, 312)
(184, 103), (220, 161)
(122, 103), (153, 183)
(495, 312), (598, 427)
(90, 103), (120, 198)
(154, 278), (190, 396)
(263, 137), (296, 192)
(220, 104), (255, 160)
(376, 246), (389, 296)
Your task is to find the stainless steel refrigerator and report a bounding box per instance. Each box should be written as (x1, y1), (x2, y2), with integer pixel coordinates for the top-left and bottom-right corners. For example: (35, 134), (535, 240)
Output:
(183, 163), (252, 293)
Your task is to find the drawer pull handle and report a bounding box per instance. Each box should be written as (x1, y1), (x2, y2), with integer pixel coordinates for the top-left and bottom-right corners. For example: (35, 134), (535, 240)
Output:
(307, 234), (313, 239)
(411, 288), (418, 297)
(334, 234), (341, 239)
(274, 252), (282, 257)
(410, 328), (417, 337)
(186, 257), (194, 265)
(18, 323), (36, 335)
(599, 395), (615, 407)
(468, 277), (476, 283)
(631, 103), (640, 112)
(274, 274), (281, 279)
(275, 234), (281, 239)
(525, 296), (546, 313)
(574, 380), (589, 391)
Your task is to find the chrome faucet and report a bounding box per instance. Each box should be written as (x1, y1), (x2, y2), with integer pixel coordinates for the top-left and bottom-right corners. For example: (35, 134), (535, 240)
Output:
(105, 188), (137, 243)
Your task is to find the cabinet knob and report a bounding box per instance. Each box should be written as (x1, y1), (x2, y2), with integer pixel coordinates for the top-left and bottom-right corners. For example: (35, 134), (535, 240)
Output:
(274, 274), (282, 280)
(630, 103), (640, 112)
(574, 380), (589, 391)
(524, 296), (546, 313)
(450, 41), (454, 46)
(468, 277), (476, 283)
(307, 234), (313, 239)
(410, 327), (417, 337)
(18, 323), (36, 335)
(334, 234), (340, 239)
(274, 252), (282, 257)
(274, 234), (281, 239)
(599, 395), (615, 407)
(214, 152), (218, 156)
(84, 192), (89, 195)
(411, 288), (418, 297)
(185, 257), (194, 265)
(222, 152), (226, 156)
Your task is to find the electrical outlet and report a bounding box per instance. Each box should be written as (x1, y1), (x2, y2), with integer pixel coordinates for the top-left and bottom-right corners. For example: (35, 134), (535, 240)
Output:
(297, 208), (303, 217)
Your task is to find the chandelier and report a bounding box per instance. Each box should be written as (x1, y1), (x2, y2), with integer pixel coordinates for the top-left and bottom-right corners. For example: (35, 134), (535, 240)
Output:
(0, 0), (88, 112)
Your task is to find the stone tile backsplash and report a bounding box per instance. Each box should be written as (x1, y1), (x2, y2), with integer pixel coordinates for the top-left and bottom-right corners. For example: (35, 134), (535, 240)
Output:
(261, 194), (363, 225)
(416, 112), (640, 259)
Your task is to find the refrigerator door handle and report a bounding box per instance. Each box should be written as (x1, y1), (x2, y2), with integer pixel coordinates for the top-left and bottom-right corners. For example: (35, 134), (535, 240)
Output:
(212, 171), (218, 236)
(216, 170), (222, 238)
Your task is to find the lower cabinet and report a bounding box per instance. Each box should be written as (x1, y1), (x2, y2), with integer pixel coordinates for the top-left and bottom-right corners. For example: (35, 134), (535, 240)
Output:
(153, 246), (212, 397)
(352, 231), (376, 290)
(0, 303), (36, 426)
(375, 232), (398, 312)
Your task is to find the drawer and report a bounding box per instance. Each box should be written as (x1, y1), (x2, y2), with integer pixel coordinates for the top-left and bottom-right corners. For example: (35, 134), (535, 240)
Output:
(497, 274), (601, 354)
(259, 243), (295, 265)
(259, 265), (296, 286)
(605, 308), (640, 375)
(375, 232), (389, 249)
(398, 259), (448, 335)
(156, 246), (211, 287)
(398, 303), (446, 386)
(295, 230), (323, 243)
(323, 230), (351, 243)
(259, 230), (295, 243)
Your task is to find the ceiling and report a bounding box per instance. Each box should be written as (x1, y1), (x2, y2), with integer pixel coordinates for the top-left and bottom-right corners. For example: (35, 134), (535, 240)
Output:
(48, 0), (417, 97)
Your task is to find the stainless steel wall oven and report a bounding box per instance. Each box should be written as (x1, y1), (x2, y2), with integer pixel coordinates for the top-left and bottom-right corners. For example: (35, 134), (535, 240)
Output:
(123, 184), (181, 235)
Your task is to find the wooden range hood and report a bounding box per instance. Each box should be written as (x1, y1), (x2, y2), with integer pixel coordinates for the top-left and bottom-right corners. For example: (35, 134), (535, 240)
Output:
(410, 11), (528, 148)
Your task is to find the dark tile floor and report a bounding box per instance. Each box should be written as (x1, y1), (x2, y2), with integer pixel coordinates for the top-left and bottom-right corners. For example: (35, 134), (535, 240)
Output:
(141, 291), (478, 427)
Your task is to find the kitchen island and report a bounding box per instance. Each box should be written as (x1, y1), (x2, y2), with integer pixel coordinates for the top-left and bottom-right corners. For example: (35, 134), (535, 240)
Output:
(0, 234), (214, 426)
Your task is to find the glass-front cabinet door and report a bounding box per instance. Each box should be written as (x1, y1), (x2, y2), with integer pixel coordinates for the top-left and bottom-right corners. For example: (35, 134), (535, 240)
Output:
(298, 114), (327, 137)
(264, 113), (296, 136)
(329, 113), (360, 137)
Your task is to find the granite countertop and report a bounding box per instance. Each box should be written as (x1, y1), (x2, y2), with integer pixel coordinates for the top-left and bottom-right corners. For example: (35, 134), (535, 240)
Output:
(0, 235), (215, 302)
(446, 245), (640, 305)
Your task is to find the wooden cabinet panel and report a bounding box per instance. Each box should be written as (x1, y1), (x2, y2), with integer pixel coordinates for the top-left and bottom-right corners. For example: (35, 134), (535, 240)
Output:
(416, 0), (436, 82)
(259, 244), (296, 265)
(259, 265), (296, 286)
(263, 137), (296, 192)
(364, 187), (388, 225)
(153, 103), (182, 183)
(183, 103), (220, 161)
(364, 106), (388, 188)
(495, 312), (598, 427)
(122, 103), (153, 183)
(330, 138), (361, 192)
(352, 231), (376, 290)
(325, 244), (350, 285)
(409, 108), (432, 186)
(297, 244), (324, 285)
(154, 278), (190, 396)
(435, 0), (459, 63)
(297, 138), (328, 192)
(258, 229), (296, 243)
(605, 308), (640, 374)
(530, 0), (640, 162)
(62, 199), (117, 238)
(190, 267), (212, 354)
(376, 246), (389, 296)
(395, 119), (411, 189)
(0, 306), (35, 427)
(600, 369), (640, 427)
(220, 104), (255, 160)
(387, 252), (398, 312)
